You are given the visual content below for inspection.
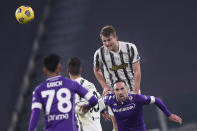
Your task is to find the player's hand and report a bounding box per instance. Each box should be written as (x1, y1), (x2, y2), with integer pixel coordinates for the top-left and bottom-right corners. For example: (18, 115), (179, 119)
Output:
(112, 128), (118, 131)
(102, 111), (110, 121)
(168, 114), (182, 124)
(102, 86), (112, 96)
(79, 104), (89, 114)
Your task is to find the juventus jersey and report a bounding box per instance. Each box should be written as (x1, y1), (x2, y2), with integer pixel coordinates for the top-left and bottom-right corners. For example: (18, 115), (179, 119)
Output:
(74, 77), (105, 131)
(94, 41), (140, 90)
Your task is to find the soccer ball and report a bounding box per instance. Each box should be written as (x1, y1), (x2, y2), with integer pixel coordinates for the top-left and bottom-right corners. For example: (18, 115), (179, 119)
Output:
(15, 5), (34, 24)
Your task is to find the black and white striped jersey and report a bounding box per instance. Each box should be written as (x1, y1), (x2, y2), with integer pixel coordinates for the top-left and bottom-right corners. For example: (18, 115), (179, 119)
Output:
(94, 41), (140, 90)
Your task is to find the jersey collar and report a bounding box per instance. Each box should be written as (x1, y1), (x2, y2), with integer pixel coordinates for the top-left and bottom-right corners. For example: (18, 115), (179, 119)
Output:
(46, 75), (61, 81)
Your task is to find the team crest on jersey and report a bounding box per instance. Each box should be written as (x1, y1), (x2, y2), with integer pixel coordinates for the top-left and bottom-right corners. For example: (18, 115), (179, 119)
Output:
(115, 56), (120, 62)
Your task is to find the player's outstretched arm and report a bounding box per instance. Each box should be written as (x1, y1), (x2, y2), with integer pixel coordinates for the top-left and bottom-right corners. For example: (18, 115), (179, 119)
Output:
(28, 108), (41, 131)
(168, 114), (182, 124)
(94, 68), (111, 95)
(154, 97), (182, 124)
(137, 94), (182, 124)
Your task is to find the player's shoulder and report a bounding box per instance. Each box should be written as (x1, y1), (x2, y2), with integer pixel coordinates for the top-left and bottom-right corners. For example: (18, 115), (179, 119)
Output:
(64, 77), (77, 83)
(94, 45), (105, 54)
(33, 81), (46, 94)
(80, 78), (97, 91)
(33, 83), (42, 92)
(104, 93), (116, 105)
(130, 94), (148, 102)
(121, 41), (136, 47)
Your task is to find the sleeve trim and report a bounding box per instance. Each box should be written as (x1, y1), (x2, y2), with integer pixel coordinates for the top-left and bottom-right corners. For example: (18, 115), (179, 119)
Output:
(150, 96), (155, 104)
(32, 102), (42, 110)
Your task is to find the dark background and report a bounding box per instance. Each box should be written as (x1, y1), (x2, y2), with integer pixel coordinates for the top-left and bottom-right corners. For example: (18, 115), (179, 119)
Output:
(1, 0), (197, 131)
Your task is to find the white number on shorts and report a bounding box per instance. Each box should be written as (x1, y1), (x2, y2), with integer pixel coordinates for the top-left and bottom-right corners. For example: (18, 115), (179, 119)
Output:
(41, 88), (72, 114)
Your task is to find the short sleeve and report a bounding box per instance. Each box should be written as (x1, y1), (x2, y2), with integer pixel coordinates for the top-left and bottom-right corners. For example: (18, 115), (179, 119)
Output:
(93, 49), (103, 69)
(135, 94), (155, 105)
(130, 44), (140, 63)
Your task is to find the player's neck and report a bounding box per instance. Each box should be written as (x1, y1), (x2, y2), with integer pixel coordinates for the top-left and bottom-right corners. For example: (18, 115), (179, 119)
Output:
(70, 75), (81, 80)
(47, 72), (60, 78)
(113, 41), (119, 52)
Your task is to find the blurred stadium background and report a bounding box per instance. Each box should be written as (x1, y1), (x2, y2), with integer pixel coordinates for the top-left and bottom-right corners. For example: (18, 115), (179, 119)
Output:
(1, 0), (197, 131)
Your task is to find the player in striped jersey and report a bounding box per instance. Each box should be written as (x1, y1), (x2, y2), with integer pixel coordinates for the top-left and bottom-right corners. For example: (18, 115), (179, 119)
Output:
(67, 57), (106, 131)
(28, 54), (98, 131)
(94, 25), (141, 95)
(94, 25), (141, 130)
(104, 80), (182, 131)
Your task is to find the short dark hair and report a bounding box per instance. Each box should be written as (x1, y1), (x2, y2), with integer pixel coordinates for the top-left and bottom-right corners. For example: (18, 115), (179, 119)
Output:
(67, 57), (81, 76)
(43, 54), (61, 73)
(100, 25), (117, 38)
(112, 79), (127, 88)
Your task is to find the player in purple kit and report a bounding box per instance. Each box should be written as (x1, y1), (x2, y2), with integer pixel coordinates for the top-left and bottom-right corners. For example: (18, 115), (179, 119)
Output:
(28, 54), (98, 131)
(104, 80), (182, 131)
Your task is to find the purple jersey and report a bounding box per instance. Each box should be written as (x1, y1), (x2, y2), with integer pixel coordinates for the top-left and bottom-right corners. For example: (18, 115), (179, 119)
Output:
(104, 94), (171, 131)
(30, 75), (97, 131)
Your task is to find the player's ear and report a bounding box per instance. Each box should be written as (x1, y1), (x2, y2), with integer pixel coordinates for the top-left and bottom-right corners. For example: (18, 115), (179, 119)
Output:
(58, 64), (62, 72)
(43, 67), (48, 75)
(112, 34), (118, 40)
(80, 67), (82, 74)
(66, 68), (69, 74)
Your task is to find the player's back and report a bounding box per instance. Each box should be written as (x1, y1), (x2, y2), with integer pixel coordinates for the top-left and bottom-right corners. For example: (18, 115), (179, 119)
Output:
(33, 75), (82, 131)
(74, 77), (103, 131)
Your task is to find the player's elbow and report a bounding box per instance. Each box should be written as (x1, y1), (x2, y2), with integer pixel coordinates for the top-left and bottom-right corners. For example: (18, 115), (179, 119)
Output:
(94, 67), (100, 74)
(89, 96), (98, 107)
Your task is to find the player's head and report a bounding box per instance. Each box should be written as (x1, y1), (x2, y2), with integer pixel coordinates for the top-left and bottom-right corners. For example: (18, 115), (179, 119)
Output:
(43, 54), (62, 75)
(67, 57), (82, 77)
(100, 25), (118, 51)
(113, 80), (129, 102)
